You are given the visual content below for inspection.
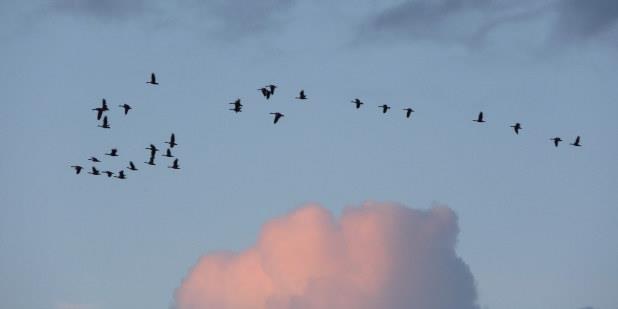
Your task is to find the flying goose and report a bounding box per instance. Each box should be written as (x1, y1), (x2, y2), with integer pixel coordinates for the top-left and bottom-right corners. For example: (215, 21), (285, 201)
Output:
(98, 116), (110, 129)
(168, 158), (180, 170)
(147, 73), (158, 85)
(127, 161), (138, 171)
(570, 136), (582, 147)
(473, 112), (485, 123)
(550, 137), (563, 147)
(296, 90), (307, 100)
(351, 98), (363, 109)
(270, 112), (284, 124)
(119, 104), (132, 115)
(70, 165), (83, 174)
(379, 104), (390, 114)
(403, 108), (414, 118)
(510, 123), (522, 134)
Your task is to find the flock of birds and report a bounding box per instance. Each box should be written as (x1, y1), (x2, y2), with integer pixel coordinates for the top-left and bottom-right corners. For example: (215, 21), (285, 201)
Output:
(70, 73), (180, 179)
(70, 72), (583, 177)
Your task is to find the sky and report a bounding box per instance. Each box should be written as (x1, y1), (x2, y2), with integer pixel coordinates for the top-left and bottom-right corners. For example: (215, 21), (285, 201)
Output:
(0, 0), (617, 308)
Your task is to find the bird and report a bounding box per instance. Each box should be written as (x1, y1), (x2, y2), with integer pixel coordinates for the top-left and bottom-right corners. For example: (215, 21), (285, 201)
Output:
(268, 84), (277, 95)
(165, 133), (177, 148)
(70, 165), (83, 174)
(119, 104), (132, 115)
(351, 98), (363, 109)
(403, 108), (414, 118)
(92, 99), (109, 120)
(168, 158), (180, 170)
(550, 137), (563, 147)
(270, 112), (284, 124)
(102, 171), (114, 178)
(114, 170), (126, 179)
(147, 73), (158, 85)
(379, 104), (390, 114)
(162, 148), (174, 158)
(473, 112), (485, 123)
(570, 136), (582, 147)
(146, 144), (159, 157)
(229, 99), (243, 113)
(510, 123), (522, 134)
(88, 166), (100, 175)
(258, 87), (271, 99)
(98, 116), (110, 129)
(105, 148), (118, 157)
(145, 156), (156, 166)
(127, 161), (138, 171)
(296, 90), (307, 100)
(88, 157), (101, 163)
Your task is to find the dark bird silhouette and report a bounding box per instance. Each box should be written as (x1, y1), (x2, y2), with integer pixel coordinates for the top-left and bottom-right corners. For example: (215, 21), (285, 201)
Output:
(98, 116), (110, 129)
(88, 166), (100, 176)
(88, 157), (101, 163)
(403, 108), (414, 118)
(570, 136), (582, 147)
(379, 104), (390, 114)
(92, 99), (109, 120)
(270, 112), (284, 124)
(268, 84), (277, 95)
(351, 98), (363, 109)
(105, 148), (118, 157)
(510, 123), (522, 134)
(259, 87), (271, 99)
(114, 170), (126, 179)
(296, 90), (307, 100)
(168, 158), (180, 170)
(229, 99), (243, 113)
(146, 144), (159, 157)
(147, 73), (158, 85)
(127, 161), (138, 171)
(70, 165), (83, 174)
(165, 133), (177, 148)
(145, 156), (156, 166)
(119, 104), (132, 115)
(473, 112), (485, 123)
(550, 137), (563, 147)
(162, 148), (174, 158)
(102, 171), (114, 178)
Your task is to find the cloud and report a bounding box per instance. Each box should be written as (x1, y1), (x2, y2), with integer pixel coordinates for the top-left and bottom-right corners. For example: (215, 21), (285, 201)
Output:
(174, 202), (478, 309)
(550, 0), (618, 43)
(50, 0), (149, 20)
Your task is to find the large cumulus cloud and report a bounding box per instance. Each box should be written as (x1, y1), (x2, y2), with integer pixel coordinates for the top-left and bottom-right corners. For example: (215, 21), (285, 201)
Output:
(174, 202), (479, 309)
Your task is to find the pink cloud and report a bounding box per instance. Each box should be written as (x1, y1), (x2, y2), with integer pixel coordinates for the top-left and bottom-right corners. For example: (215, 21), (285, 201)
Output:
(174, 202), (478, 309)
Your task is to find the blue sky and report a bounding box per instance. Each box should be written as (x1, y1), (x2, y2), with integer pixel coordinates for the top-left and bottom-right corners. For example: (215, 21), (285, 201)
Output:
(1, 1), (617, 308)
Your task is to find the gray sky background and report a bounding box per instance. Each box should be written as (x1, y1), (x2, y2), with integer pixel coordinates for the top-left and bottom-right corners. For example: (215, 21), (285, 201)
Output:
(1, 1), (617, 308)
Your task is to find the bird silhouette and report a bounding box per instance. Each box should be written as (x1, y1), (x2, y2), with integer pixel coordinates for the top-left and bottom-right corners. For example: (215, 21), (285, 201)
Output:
(88, 167), (100, 176)
(114, 170), (126, 179)
(119, 104), (132, 115)
(259, 87), (271, 99)
(70, 165), (83, 174)
(98, 116), (110, 129)
(127, 161), (138, 171)
(147, 73), (158, 85)
(145, 156), (156, 166)
(229, 99), (243, 113)
(270, 112), (284, 124)
(570, 136), (582, 147)
(102, 171), (114, 178)
(473, 112), (485, 123)
(92, 99), (109, 120)
(146, 144), (159, 157)
(162, 148), (174, 158)
(168, 158), (180, 170)
(510, 123), (522, 134)
(296, 90), (307, 100)
(165, 133), (177, 148)
(88, 157), (101, 163)
(379, 105), (390, 114)
(351, 98), (363, 109)
(550, 137), (563, 147)
(105, 148), (118, 157)
(268, 84), (277, 95)
(403, 108), (414, 118)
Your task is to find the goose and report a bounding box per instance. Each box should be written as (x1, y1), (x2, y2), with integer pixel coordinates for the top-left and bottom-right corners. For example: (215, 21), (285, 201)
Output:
(102, 171), (114, 178)
(88, 157), (101, 163)
(98, 116), (110, 129)
(105, 148), (118, 157)
(162, 148), (174, 158)
(145, 156), (156, 166)
(295, 90), (307, 100)
(70, 165), (83, 174)
(510, 123), (522, 134)
(147, 73), (158, 85)
(403, 108), (414, 118)
(258, 87), (271, 99)
(379, 104), (390, 114)
(119, 104), (132, 115)
(268, 84), (277, 95)
(88, 167), (100, 175)
(168, 158), (180, 170)
(114, 170), (126, 179)
(270, 112), (284, 124)
(570, 136), (582, 147)
(92, 99), (109, 120)
(127, 161), (138, 171)
(550, 137), (563, 147)
(146, 144), (159, 157)
(165, 133), (177, 148)
(473, 112), (485, 123)
(351, 98), (363, 109)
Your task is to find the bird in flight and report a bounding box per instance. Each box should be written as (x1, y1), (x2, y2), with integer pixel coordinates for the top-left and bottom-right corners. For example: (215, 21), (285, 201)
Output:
(550, 137), (563, 147)
(473, 112), (485, 123)
(105, 148), (118, 157)
(92, 99), (109, 120)
(162, 148), (174, 158)
(168, 158), (180, 170)
(88, 157), (101, 163)
(351, 98), (363, 109)
(229, 99), (243, 113)
(145, 156), (156, 166)
(165, 133), (177, 148)
(570, 136), (582, 147)
(146, 144), (159, 157)
(268, 84), (277, 95)
(379, 104), (390, 114)
(114, 170), (126, 179)
(98, 116), (110, 129)
(119, 104), (132, 115)
(127, 161), (138, 171)
(270, 112), (284, 124)
(403, 108), (414, 118)
(88, 166), (100, 176)
(70, 165), (83, 174)
(510, 123), (522, 134)
(296, 90), (307, 100)
(258, 87), (271, 99)
(102, 171), (114, 178)
(147, 73), (158, 85)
